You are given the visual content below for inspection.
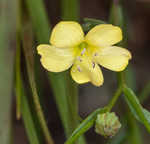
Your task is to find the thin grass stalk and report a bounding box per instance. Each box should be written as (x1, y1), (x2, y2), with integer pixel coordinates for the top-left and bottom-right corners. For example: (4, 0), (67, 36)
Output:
(15, 36), (41, 144)
(22, 22), (54, 144)
(16, 0), (22, 120)
(16, 35), (22, 120)
(25, 0), (75, 138)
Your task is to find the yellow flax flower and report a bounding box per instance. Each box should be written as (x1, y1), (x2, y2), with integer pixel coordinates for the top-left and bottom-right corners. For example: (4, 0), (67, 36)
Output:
(37, 21), (131, 86)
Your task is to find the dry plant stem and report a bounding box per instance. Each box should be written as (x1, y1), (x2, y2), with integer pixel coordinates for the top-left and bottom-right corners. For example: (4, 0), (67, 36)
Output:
(22, 24), (54, 144)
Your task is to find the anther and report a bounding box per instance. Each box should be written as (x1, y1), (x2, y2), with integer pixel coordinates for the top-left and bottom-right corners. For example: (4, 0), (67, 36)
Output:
(92, 62), (95, 69)
(81, 48), (86, 56)
(94, 53), (98, 57)
(76, 56), (82, 62)
(77, 65), (82, 72)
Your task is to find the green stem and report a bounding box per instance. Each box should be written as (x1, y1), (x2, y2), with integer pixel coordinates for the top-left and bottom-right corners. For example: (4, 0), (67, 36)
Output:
(109, 1), (143, 143)
(16, 0), (22, 120)
(106, 86), (122, 112)
(105, 72), (125, 112)
(117, 72), (125, 87)
(15, 27), (41, 143)
(16, 32), (22, 120)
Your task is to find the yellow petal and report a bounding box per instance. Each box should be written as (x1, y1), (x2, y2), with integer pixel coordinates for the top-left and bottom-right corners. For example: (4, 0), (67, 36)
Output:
(37, 44), (75, 72)
(50, 21), (84, 48)
(93, 46), (131, 71)
(85, 24), (122, 47)
(70, 56), (104, 86)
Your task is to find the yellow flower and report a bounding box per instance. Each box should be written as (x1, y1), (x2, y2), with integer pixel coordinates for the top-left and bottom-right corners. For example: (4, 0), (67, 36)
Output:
(37, 21), (131, 86)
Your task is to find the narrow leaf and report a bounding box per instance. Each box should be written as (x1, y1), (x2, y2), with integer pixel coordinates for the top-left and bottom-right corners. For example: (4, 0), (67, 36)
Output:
(123, 85), (150, 132)
(65, 108), (107, 144)
(22, 23), (54, 144)
(21, 84), (41, 144)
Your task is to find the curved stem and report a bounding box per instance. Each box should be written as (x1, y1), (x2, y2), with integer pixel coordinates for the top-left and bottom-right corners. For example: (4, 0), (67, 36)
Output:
(22, 24), (54, 144)
(106, 86), (122, 112)
(106, 72), (125, 112)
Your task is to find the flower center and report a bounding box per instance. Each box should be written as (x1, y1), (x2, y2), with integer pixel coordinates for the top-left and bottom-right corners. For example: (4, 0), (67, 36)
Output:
(72, 42), (96, 73)
(78, 42), (88, 56)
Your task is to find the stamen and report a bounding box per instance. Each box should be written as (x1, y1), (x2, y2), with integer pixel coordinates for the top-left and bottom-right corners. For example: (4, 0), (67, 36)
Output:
(94, 53), (98, 57)
(92, 62), (95, 69)
(77, 65), (82, 72)
(76, 56), (82, 62)
(81, 48), (86, 56)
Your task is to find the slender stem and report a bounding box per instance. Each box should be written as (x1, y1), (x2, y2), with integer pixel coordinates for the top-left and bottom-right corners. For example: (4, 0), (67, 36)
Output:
(117, 72), (125, 86)
(16, 33), (22, 120)
(22, 23), (54, 144)
(16, 75), (41, 143)
(109, 1), (143, 143)
(106, 86), (122, 112)
(16, 0), (22, 120)
(106, 72), (125, 112)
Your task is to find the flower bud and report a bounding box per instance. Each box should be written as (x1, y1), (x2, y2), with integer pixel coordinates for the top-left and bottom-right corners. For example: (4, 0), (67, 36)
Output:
(95, 112), (121, 138)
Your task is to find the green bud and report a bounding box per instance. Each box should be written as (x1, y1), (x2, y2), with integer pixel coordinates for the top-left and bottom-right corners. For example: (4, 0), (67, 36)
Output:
(95, 112), (121, 138)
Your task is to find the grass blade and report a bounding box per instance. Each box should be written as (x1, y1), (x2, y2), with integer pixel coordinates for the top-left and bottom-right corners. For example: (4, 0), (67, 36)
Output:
(20, 82), (41, 144)
(123, 85), (150, 132)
